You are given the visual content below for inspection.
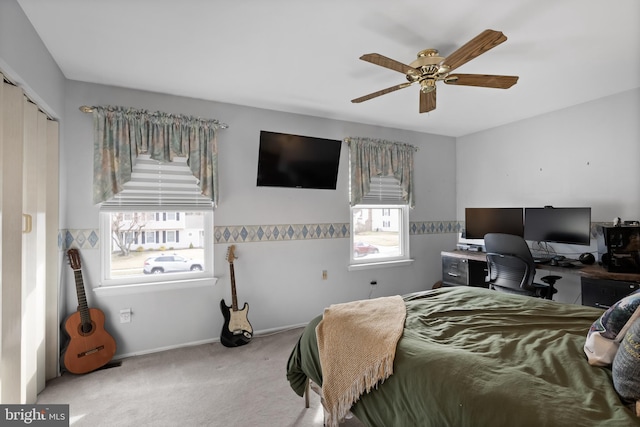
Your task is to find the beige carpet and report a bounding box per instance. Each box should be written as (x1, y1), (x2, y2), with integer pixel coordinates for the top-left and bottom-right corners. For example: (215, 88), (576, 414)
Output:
(37, 327), (365, 427)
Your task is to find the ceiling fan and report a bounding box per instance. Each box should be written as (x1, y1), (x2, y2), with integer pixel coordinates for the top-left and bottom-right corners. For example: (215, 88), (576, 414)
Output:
(351, 29), (519, 113)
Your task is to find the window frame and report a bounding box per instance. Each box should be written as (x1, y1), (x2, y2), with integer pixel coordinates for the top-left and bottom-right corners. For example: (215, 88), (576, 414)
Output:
(99, 210), (214, 288)
(348, 203), (412, 271)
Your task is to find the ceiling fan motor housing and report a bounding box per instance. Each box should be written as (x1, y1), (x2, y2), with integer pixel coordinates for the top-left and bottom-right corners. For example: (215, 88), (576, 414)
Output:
(408, 49), (450, 88)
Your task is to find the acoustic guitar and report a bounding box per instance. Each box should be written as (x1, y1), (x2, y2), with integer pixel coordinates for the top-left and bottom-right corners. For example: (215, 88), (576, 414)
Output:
(63, 249), (117, 374)
(220, 245), (252, 347)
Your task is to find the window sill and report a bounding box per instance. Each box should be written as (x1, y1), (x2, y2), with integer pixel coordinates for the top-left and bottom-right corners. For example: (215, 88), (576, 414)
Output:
(93, 276), (218, 296)
(348, 258), (414, 271)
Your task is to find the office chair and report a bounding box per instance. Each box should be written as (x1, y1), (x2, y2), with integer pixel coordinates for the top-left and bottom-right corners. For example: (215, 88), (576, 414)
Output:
(484, 233), (561, 299)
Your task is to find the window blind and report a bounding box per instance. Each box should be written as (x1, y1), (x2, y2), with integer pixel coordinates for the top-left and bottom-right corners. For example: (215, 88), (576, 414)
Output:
(359, 175), (405, 205)
(100, 155), (213, 211)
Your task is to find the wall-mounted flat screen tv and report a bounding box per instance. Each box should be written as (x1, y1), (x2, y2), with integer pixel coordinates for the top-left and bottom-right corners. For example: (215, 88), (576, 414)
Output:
(464, 207), (524, 239)
(524, 207), (592, 245)
(256, 131), (342, 190)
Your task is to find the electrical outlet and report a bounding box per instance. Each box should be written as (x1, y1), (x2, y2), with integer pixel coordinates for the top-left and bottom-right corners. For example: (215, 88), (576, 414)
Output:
(120, 308), (131, 323)
(322, 270), (328, 280)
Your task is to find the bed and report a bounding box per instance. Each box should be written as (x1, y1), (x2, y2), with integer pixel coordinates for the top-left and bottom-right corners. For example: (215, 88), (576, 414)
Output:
(286, 286), (640, 427)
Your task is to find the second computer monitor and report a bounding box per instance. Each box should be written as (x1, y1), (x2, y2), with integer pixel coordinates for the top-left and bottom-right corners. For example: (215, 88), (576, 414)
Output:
(524, 207), (591, 245)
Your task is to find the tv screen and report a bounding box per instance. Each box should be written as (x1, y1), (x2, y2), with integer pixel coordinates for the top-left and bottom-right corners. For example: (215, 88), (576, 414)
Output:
(524, 207), (592, 245)
(256, 131), (341, 190)
(464, 208), (524, 239)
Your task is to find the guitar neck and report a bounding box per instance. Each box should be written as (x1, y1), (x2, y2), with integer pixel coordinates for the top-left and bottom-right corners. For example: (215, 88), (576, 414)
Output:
(73, 269), (91, 325)
(229, 262), (239, 311)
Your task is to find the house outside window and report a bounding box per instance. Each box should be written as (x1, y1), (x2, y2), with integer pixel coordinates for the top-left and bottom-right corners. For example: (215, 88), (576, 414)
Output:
(100, 210), (213, 285)
(350, 204), (409, 266)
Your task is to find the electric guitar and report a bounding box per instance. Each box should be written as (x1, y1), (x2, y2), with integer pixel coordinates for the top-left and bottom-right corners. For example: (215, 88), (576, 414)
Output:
(63, 249), (117, 374)
(220, 245), (252, 347)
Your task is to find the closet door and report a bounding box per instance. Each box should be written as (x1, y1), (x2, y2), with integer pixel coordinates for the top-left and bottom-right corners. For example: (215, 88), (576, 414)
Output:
(22, 100), (57, 401)
(0, 74), (59, 404)
(0, 76), (25, 404)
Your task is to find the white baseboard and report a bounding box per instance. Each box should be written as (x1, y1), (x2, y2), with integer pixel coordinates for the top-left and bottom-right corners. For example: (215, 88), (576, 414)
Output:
(112, 322), (309, 360)
(113, 338), (218, 360)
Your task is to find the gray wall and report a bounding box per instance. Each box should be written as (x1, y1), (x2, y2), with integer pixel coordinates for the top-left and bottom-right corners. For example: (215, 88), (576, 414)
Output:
(456, 89), (640, 219)
(0, 1), (65, 119)
(456, 88), (640, 304)
(63, 81), (457, 357)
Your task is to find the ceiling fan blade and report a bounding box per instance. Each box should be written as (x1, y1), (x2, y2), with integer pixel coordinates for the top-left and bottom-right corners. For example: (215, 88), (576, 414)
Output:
(351, 82), (414, 103)
(419, 89), (436, 113)
(359, 53), (419, 76)
(445, 74), (519, 89)
(441, 29), (507, 72)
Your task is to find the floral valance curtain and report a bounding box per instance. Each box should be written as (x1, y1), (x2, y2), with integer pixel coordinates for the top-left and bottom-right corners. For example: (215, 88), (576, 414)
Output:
(92, 105), (227, 207)
(346, 137), (417, 208)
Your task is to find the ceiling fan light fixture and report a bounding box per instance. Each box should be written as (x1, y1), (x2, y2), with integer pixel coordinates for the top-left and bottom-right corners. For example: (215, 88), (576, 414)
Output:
(420, 79), (436, 93)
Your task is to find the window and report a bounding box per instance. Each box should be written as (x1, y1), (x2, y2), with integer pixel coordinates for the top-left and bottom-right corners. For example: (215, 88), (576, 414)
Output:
(350, 204), (410, 268)
(349, 175), (412, 268)
(101, 210), (213, 286)
(346, 137), (415, 270)
(90, 105), (223, 289)
(98, 155), (215, 287)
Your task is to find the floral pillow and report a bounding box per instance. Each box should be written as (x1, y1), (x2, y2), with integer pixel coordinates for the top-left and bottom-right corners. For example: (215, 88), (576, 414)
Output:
(584, 289), (640, 366)
(612, 318), (640, 403)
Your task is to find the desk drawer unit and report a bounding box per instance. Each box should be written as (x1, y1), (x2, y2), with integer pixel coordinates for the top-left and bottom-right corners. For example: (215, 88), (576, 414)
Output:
(581, 277), (640, 309)
(442, 256), (468, 286)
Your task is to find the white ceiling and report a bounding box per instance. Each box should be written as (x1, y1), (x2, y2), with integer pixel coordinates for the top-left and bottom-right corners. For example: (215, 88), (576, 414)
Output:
(17, 0), (640, 137)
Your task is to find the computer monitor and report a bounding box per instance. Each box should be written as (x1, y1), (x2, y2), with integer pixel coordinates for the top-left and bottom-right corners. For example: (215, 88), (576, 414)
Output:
(524, 207), (591, 245)
(464, 208), (524, 239)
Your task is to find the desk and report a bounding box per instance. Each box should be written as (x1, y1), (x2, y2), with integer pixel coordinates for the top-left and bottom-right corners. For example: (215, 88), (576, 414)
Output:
(441, 250), (640, 307)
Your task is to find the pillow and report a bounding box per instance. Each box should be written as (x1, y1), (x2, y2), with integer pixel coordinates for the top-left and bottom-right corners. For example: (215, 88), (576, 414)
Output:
(584, 289), (640, 366)
(612, 318), (640, 402)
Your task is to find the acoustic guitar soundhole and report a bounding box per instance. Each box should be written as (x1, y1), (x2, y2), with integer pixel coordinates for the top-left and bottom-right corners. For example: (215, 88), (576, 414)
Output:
(78, 321), (95, 336)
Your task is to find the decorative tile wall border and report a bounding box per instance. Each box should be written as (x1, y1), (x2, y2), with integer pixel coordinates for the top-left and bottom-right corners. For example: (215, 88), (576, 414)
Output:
(214, 223), (349, 243)
(62, 229), (100, 250)
(213, 221), (463, 244)
(60, 222), (613, 248)
(60, 221), (464, 248)
(410, 221), (462, 236)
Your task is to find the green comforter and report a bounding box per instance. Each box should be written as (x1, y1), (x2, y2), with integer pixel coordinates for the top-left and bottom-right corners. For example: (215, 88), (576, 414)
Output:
(286, 286), (640, 426)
